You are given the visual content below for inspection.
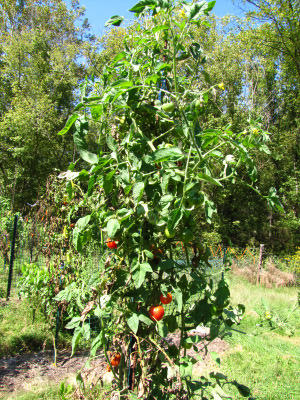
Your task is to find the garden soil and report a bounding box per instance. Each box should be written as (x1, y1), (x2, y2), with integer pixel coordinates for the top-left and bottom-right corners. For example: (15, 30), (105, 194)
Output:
(0, 335), (229, 399)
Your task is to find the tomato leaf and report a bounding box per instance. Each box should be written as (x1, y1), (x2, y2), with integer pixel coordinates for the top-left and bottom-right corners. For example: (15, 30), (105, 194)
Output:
(76, 215), (91, 231)
(90, 334), (103, 357)
(106, 219), (120, 238)
(198, 172), (223, 187)
(57, 113), (78, 136)
(139, 314), (152, 326)
(105, 15), (124, 27)
(173, 288), (183, 312)
(167, 208), (183, 232)
(129, 0), (157, 14)
(71, 326), (82, 356)
(157, 320), (168, 338)
(65, 317), (81, 330)
(127, 313), (139, 334)
(151, 147), (183, 163)
(132, 181), (145, 203)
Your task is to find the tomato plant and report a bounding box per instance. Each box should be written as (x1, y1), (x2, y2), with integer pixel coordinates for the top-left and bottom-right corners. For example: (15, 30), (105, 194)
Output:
(57, 0), (281, 397)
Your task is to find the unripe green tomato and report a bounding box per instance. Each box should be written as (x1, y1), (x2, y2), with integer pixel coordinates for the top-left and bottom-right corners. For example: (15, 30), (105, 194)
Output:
(164, 143), (173, 148)
(162, 102), (175, 113)
(210, 305), (222, 316)
(164, 228), (175, 239)
(195, 99), (202, 109)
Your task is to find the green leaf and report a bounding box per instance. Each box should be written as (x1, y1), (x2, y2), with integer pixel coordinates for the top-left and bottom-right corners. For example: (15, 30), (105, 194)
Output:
(127, 313), (139, 334)
(267, 187), (284, 212)
(90, 334), (103, 357)
(186, 1), (208, 21)
(65, 317), (81, 330)
(173, 288), (183, 312)
(58, 114), (78, 136)
(132, 181), (145, 203)
(79, 149), (98, 165)
(152, 147), (183, 163)
(105, 15), (124, 27)
(107, 135), (118, 151)
(133, 266), (146, 289)
(207, 1), (216, 11)
(198, 172), (222, 187)
(106, 219), (120, 237)
(152, 24), (169, 33)
(210, 351), (221, 366)
(140, 262), (153, 273)
(190, 43), (202, 60)
(76, 215), (91, 231)
(139, 314), (152, 326)
(167, 208), (183, 232)
(71, 327), (82, 356)
(157, 320), (168, 337)
(129, 0), (157, 13)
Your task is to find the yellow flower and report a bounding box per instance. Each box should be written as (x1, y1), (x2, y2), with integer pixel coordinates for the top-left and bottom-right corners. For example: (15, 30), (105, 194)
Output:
(178, 8), (186, 18)
(218, 82), (225, 90)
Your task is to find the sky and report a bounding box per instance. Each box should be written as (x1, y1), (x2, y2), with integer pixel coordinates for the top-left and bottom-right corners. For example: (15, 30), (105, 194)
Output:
(65, 0), (249, 37)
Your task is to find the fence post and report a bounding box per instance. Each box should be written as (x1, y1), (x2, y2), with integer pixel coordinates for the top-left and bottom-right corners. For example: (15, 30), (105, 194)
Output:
(222, 246), (227, 280)
(257, 244), (265, 285)
(6, 214), (18, 301)
(3, 235), (8, 272)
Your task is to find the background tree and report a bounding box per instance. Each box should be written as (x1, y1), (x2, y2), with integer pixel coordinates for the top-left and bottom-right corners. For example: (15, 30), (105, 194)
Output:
(0, 0), (95, 210)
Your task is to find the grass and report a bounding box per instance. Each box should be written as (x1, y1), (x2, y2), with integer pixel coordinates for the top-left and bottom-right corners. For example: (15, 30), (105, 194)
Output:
(204, 274), (300, 400)
(0, 296), (72, 357)
(1, 383), (62, 400)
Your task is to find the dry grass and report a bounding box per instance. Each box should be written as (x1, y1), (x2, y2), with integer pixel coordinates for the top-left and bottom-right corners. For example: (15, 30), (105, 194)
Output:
(231, 257), (296, 287)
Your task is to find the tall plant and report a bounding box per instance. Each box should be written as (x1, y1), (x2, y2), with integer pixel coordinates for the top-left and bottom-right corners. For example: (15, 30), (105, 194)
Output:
(59, 1), (281, 398)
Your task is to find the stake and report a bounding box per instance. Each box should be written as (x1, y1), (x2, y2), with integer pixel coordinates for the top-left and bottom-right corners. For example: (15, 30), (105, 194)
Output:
(53, 260), (64, 365)
(257, 244), (265, 285)
(6, 214), (18, 301)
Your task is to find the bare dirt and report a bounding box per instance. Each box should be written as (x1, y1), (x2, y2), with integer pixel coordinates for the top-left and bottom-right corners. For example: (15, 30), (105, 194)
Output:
(0, 334), (229, 399)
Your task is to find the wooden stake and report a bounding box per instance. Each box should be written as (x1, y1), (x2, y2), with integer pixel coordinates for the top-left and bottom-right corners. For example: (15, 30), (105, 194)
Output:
(257, 244), (265, 285)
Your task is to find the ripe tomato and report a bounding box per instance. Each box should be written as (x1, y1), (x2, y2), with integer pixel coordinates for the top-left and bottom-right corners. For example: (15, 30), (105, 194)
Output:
(160, 292), (172, 305)
(107, 239), (117, 249)
(110, 353), (121, 367)
(149, 305), (164, 321)
(31, 233), (34, 238)
(70, 223), (75, 228)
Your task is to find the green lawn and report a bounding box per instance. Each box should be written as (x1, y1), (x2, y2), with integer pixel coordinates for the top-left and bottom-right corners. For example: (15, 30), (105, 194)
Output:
(205, 274), (300, 400)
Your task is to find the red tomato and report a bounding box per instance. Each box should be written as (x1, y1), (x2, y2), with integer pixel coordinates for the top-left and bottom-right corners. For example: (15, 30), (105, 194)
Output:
(149, 305), (164, 321)
(160, 292), (172, 305)
(107, 239), (118, 249)
(70, 223), (75, 228)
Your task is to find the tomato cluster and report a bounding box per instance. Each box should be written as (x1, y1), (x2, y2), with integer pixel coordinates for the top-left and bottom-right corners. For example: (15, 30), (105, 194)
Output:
(149, 292), (173, 321)
(110, 352), (121, 367)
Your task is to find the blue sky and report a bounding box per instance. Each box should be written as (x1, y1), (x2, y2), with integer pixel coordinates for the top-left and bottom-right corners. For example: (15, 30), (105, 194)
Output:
(65, 0), (249, 37)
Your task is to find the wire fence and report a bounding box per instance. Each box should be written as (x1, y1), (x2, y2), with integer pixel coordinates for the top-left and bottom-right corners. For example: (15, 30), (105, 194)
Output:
(0, 215), (227, 301)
